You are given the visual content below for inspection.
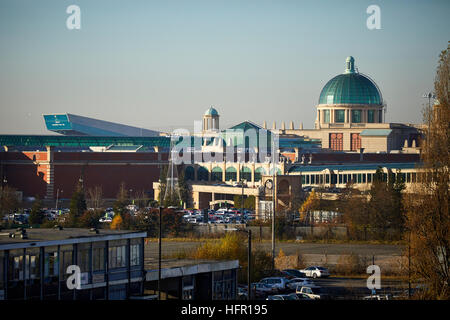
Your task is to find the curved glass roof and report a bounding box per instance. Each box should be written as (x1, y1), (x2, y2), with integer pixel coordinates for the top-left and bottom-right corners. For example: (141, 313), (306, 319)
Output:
(318, 57), (382, 105)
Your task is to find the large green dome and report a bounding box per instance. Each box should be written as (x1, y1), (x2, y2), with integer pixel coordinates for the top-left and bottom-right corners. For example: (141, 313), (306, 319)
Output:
(318, 57), (382, 105)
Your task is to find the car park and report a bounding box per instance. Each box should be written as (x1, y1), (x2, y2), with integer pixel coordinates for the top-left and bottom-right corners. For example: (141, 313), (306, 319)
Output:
(299, 266), (330, 278)
(258, 277), (289, 292)
(286, 277), (315, 290)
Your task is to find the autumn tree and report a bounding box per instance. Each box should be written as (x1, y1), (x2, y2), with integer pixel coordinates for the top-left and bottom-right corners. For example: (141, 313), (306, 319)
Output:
(110, 214), (123, 230)
(113, 182), (130, 215)
(67, 180), (87, 227)
(404, 42), (450, 299)
(299, 190), (320, 225)
(28, 196), (44, 225)
(0, 185), (20, 220)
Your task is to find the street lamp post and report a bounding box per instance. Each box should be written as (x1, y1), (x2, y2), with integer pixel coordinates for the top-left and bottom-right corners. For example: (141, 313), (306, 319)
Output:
(158, 206), (162, 300)
(55, 189), (63, 211)
(422, 92), (436, 146)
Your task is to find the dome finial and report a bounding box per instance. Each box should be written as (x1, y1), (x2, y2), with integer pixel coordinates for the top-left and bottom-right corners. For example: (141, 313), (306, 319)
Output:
(345, 56), (355, 74)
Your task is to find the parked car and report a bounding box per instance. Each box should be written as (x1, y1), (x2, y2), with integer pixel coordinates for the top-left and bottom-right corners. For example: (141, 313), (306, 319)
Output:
(296, 285), (328, 300)
(251, 282), (277, 295)
(266, 294), (298, 300)
(99, 216), (112, 223)
(363, 294), (392, 300)
(286, 277), (315, 290)
(299, 266), (330, 278)
(282, 269), (307, 278)
(259, 277), (289, 292)
(296, 293), (313, 300)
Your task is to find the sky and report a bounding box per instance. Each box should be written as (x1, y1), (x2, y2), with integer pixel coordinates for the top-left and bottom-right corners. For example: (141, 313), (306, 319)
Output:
(0, 0), (449, 134)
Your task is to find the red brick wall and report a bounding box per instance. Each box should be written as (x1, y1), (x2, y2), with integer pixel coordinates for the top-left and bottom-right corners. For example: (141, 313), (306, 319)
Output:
(53, 164), (162, 199)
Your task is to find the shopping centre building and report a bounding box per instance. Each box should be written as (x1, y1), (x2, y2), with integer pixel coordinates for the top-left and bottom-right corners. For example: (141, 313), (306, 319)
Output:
(0, 56), (423, 216)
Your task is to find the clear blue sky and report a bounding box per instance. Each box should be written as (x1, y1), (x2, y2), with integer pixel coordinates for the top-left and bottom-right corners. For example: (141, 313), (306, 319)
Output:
(0, 0), (449, 134)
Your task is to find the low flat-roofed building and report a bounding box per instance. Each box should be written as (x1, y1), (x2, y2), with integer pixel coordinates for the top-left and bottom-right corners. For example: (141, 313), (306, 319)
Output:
(0, 228), (147, 300)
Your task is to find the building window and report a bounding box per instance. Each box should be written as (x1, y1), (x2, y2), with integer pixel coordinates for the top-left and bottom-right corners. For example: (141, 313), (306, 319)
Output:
(197, 167), (209, 181)
(109, 246), (126, 269)
(254, 168), (265, 182)
(211, 167), (223, 181)
(378, 110), (383, 123)
(329, 133), (343, 151)
(185, 166), (195, 181)
(368, 110), (375, 123)
(93, 248), (105, 271)
(225, 167), (237, 182)
(323, 110), (330, 123)
(240, 167), (252, 182)
(335, 110), (345, 123)
(351, 110), (362, 123)
(130, 244), (141, 266)
(351, 133), (361, 151)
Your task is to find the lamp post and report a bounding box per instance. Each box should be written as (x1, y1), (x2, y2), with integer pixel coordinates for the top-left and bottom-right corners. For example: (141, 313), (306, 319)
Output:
(0, 177), (7, 216)
(158, 206), (162, 300)
(422, 92), (436, 146)
(55, 189), (63, 211)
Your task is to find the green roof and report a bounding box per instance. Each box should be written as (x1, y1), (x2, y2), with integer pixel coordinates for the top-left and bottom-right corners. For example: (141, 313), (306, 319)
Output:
(228, 121), (263, 131)
(318, 57), (382, 105)
(204, 106), (219, 116)
(0, 135), (170, 148)
(289, 162), (420, 173)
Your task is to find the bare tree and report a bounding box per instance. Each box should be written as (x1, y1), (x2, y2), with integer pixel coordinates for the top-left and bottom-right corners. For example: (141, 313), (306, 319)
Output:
(87, 186), (104, 209)
(404, 42), (450, 299)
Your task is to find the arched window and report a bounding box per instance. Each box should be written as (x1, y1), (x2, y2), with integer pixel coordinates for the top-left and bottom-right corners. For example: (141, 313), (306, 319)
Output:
(254, 167), (266, 182)
(240, 166), (251, 182)
(185, 166), (195, 181)
(211, 167), (223, 181)
(225, 167), (237, 182)
(197, 166), (209, 181)
(269, 167), (282, 175)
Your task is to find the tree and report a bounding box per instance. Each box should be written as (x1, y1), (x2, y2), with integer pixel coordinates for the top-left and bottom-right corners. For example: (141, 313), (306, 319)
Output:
(28, 196), (44, 225)
(404, 42), (450, 299)
(113, 182), (129, 215)
(110, 214), (123, 230)
(0, 185), (20, 219)
(79, 209), (104, 229)
(68, 181), (87, 227)
(158, 165), (187, 208)
(87, 186), (103, 209)
(299, 190), (320, 225)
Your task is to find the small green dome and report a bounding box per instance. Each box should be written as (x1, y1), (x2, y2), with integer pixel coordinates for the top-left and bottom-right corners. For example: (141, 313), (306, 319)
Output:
(318, 57), (382, 105)
(204, 106), (219, 116)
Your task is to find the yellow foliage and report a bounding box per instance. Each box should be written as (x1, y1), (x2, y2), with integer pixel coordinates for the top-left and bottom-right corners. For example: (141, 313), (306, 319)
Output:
(299, 190), (319, 213)
(110, 214), (123, 230)
(277, 248), (285, 258)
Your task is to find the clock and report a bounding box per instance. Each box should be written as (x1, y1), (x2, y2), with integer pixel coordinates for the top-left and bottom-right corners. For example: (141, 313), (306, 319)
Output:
(265, 179), (273, 190)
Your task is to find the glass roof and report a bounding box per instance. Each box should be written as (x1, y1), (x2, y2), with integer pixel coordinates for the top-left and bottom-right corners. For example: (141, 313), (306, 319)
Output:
(318, 73), (382, 105)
